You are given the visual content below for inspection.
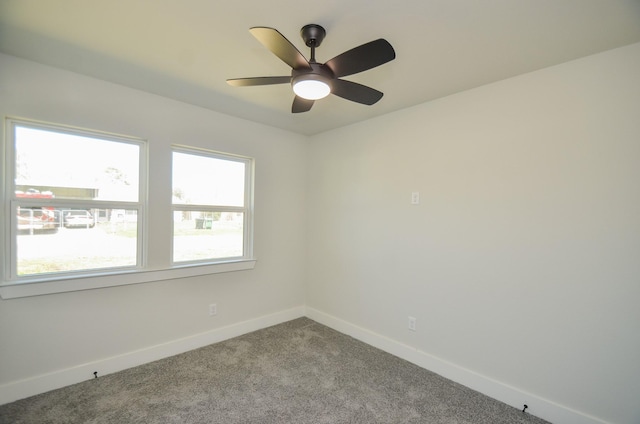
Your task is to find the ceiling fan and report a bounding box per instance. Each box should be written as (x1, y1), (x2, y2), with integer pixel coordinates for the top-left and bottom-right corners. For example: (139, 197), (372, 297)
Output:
(226, 24), (396, 113)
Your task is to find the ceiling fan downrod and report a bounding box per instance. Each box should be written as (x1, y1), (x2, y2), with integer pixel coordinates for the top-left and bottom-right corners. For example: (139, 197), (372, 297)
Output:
(301, 24), (326, 63)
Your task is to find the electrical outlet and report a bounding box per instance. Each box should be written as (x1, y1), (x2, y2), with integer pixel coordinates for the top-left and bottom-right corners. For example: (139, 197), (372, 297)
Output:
(209, 303), (217, 316)
(411, 192), (420, 205)
(408, 316), (417, 331)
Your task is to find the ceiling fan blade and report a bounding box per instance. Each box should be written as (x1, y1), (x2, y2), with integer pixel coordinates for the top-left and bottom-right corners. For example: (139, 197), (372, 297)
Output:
(226, 76), (291, 87)
(249, 27), (310, 70)
(292, 96), (314, 113)
(331, 79), (384, 105)
(323, 39), (395, 78)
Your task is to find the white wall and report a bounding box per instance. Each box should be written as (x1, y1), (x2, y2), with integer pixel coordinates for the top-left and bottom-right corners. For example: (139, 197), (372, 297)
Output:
(0, 53), (307, 398)
(306, 43), (640, 424)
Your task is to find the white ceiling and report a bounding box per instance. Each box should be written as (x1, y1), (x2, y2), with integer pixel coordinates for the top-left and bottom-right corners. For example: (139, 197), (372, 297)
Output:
(1, 0), (640, 136)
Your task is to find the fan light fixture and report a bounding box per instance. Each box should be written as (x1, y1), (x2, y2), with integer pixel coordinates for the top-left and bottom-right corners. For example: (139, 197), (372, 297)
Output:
(292, 76), (330, 100)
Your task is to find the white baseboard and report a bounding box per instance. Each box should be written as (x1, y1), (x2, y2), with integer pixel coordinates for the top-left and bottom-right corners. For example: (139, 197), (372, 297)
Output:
(0, 305), (609, 424)
(305, 307), (607, 424)
(0, 306), (305, 406)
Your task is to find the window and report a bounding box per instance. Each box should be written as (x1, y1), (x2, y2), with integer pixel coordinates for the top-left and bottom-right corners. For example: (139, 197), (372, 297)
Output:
(172, 147), (253, 264)
(3, 118), (144, 282)
(1, 118), (256, 298)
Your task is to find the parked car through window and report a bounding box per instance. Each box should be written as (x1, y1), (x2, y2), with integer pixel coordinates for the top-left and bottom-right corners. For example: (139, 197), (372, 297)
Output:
(63, 210), (95, 228)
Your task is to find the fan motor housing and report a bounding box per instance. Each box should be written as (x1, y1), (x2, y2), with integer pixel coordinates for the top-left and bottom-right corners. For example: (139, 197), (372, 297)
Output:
(291, 63), (334, 88)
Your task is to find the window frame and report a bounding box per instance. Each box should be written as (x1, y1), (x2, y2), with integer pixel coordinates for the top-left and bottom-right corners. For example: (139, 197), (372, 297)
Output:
(171, 145), (254, 265)
(0, 118), (256, 299)
(3, 118), (147, 282)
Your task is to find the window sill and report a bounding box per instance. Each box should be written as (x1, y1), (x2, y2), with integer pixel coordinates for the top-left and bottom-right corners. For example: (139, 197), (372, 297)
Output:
(0, 259), (257, 299)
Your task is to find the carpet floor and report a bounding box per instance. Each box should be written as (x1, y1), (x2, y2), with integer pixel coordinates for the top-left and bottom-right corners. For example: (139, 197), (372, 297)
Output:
(0, 317), (550, 423)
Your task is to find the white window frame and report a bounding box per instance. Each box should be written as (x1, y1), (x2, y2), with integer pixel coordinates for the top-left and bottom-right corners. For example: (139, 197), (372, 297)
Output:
(2, 118), (146, 283)
(171, 146), (254, 265)
(0, 118), (256, 299)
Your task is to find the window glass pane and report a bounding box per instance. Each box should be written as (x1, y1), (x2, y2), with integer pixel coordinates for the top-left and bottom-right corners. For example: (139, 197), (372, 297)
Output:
(173, 211), (244, 262)
(172, 152), (245, 207)
(16, 209), (138, 276)
(15, 126), (140, 202)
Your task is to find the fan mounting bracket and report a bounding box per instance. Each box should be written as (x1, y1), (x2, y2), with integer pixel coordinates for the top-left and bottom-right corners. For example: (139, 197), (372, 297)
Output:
(300, 24), (326, 48)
